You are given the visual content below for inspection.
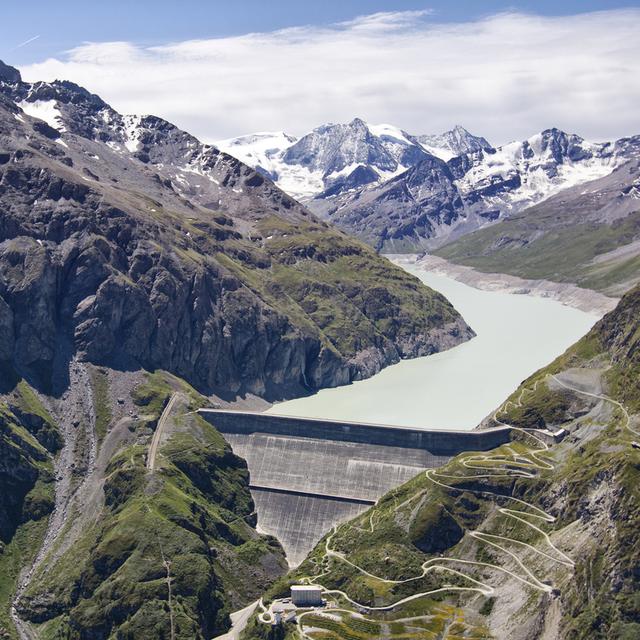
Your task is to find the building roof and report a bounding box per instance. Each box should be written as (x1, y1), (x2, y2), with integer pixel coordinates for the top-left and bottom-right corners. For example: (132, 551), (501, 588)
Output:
(291, 585), (322, 591)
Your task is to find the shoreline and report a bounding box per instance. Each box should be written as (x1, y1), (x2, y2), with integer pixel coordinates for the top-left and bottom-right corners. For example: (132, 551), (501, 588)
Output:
(388, 254), (619, 317)
(219, 253), (613, 414)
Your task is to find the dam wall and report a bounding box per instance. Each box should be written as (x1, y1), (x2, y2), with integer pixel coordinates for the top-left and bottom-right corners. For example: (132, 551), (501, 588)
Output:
(199, 410), (512, 565)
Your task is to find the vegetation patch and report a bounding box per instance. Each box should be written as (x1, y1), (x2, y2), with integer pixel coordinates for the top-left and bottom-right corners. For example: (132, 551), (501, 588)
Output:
(14, 371), (287, 640)
(435, 208), (640, 294)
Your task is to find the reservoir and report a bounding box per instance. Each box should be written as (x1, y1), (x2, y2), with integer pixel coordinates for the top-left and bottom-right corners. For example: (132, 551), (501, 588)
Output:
(267, 262), (601, 430)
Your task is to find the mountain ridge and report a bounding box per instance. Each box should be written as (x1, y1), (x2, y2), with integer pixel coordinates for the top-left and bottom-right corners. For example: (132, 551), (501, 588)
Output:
(216, 118), (490, 201)
(0, 60), (472, 401)
(218, 114), (640, 252)
(321, 127), (640, 252)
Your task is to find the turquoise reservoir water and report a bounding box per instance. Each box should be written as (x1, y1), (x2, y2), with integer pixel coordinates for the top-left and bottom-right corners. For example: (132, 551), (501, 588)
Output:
(266, 264), (601, 430)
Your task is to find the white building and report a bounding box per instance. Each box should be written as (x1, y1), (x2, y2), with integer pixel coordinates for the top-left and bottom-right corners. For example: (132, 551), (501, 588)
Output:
(291, 585), (323, 607)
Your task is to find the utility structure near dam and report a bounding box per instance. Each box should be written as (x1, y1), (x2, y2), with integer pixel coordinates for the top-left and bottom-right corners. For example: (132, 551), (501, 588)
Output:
(199, 409), (512, 566)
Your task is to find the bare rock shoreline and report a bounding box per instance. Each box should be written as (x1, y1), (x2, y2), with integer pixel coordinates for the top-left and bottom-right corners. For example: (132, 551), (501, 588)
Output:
(388, 254), (619, 316)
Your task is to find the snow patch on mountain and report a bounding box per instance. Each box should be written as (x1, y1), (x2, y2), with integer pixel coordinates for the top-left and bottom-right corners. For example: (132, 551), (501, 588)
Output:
(122, 115), (143, 152)
(367, 123), (414, 146)
(18, 99), (65, 131)
(455, 131), (620, 214)
(415, 125), (492, 161)
(216, 131), (297, 174)
(418, 143), (457, 162)
(215, 131), (329, 199)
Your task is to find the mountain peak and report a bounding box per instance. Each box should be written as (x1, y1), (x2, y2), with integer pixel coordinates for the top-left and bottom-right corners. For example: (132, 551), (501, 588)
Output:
(0, 60), (21, 84)
(540, 126), (569, 138)
(452, 124), (470, 134)
(415, 126), (492, 161)
(349, 116), (368, 130)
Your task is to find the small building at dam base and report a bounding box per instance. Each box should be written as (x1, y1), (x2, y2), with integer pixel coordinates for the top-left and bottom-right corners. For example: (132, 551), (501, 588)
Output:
(291, 585), (324, 607)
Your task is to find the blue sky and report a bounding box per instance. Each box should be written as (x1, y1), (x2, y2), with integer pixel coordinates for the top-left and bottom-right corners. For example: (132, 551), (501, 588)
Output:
(3, 0), (640, 64)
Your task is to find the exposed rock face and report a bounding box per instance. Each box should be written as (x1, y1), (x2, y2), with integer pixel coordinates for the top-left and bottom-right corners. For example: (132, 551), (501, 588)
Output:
(315, 128), (640, 252)
(217, 119), (491, 202)
(283, 118), (399, 174)
(322, 155), (464, 251)
(0, 61), (20, 84)
(0, 63), (472, 400)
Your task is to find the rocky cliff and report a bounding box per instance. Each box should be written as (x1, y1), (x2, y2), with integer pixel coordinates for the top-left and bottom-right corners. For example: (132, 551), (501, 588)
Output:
(0, 61), (472, 402)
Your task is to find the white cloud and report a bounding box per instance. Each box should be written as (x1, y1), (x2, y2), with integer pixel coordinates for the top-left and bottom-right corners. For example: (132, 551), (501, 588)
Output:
(20, 9), (640, 145)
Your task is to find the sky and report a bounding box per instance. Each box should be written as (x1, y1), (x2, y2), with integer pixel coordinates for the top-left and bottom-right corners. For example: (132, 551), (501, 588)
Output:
(3, 1), (640, 145)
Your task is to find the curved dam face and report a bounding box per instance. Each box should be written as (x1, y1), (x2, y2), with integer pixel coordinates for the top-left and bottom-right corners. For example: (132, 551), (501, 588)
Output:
(199, 410), (511, 566)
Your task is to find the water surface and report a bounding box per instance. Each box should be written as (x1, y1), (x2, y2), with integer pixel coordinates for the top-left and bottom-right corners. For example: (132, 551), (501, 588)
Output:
(267, 265), (600, 429)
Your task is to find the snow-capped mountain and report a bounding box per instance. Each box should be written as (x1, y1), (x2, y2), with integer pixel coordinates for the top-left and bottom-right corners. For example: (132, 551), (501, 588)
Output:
(216, 119), (489, 201)
(449, 128), (635, 214)
(1, 76), (306, 228)
(321, 128), (640, 252)
(214, 130), (299, 179)
(217, 120), (640, 251)
(415, 124), (492, 161)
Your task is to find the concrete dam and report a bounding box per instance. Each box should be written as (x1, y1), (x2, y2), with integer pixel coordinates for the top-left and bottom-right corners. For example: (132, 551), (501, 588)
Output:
(199, 410), (512, 566)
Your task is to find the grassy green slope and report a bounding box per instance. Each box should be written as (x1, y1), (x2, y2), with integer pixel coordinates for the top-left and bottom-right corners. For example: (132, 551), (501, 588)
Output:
(250, 284), (640, 640)
(0, 371), (58, 638)
(218, 215), (465, 364)
(435, 210), (640, 295)
(6, 371), (286, 640)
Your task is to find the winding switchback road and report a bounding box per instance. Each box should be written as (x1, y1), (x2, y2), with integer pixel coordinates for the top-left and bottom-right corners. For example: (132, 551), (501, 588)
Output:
(260, 372), (634, 639)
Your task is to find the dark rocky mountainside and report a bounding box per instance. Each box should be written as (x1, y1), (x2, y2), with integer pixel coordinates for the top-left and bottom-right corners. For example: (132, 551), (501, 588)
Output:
(250, 283), (640, 640)
(435, 159), (640, 296)
(317, 128), (640, 252)
(0, 60), (473, 640)
(320, 154), (464, 252)
(0, 62), (472, 401)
